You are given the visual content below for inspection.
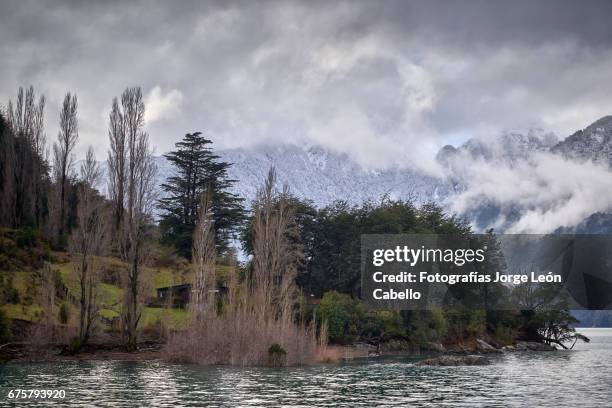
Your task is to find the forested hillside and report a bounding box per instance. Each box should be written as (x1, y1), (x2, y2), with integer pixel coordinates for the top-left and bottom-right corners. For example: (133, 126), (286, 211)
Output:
(0, 85), (590, 365)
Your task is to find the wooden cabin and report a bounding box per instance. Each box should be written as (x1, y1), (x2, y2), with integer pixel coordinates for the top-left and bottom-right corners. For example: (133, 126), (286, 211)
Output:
(154, 283), (229, 308)
(156, 283), (192, 308)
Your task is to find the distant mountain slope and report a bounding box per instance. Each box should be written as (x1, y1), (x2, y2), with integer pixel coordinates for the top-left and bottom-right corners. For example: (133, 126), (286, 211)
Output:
(572, 310), (612, 328)
(150, 116), (612, 234)
(438, 128), (558, 164)
(434, 118), (612, 233)
(552, 115), (612, 165)
(155, 144), (451, 208)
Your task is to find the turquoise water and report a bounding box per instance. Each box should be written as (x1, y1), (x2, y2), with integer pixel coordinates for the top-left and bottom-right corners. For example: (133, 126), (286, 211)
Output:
(1, 328), (610, 407)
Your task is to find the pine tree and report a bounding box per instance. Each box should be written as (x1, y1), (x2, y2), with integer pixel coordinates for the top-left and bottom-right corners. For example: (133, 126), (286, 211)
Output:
(159, 132), (244, 258)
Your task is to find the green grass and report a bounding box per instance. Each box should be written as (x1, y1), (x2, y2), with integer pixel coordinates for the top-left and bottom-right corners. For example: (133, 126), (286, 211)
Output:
(1, 303), (43, 321)
(2, 253), (237, 331)
(142, 307), (189, 329)
(1, 270), (33, 295)
(98, 283), (123, 305)
(99, 308), (119, 320)
(53, 258), (194, 329)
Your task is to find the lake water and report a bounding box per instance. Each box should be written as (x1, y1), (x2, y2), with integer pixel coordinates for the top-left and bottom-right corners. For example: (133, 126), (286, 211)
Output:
(1, 328), (611, 407)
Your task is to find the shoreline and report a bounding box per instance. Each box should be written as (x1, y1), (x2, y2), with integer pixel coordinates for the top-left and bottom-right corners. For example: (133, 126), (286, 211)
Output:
(1, 337), (557, 365)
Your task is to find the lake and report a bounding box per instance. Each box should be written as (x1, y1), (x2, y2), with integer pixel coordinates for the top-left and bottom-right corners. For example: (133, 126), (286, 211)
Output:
(1, 328), (611, 407)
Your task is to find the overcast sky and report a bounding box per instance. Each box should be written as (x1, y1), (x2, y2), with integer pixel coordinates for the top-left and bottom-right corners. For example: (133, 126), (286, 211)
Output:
(1, 0), (612, 167)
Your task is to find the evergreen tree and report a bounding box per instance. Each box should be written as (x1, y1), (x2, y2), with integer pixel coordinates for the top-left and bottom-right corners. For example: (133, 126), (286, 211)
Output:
(159, 132), (244, 258)
(1, 86), (50, 230)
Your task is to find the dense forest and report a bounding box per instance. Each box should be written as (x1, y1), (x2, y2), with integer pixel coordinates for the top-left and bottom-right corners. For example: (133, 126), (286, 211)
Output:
(0, 85), (586, 364)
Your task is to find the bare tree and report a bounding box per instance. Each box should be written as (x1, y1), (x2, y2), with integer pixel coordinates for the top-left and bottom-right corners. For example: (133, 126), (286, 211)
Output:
(166, 168), (318, 366)
(7, 86), (46, 154)
(69, 147), (108, 349)
(108, 97), (126, 229)
(107, 87), (156, 351)
(54, 92), (78, 236)
(40, 261), (55, 340)
(251, 167), (302, 322)
(191, 189), (216, 319)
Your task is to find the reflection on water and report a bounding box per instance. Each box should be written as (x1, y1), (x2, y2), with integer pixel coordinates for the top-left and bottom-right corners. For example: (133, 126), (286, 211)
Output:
(1, 328), (611, 407)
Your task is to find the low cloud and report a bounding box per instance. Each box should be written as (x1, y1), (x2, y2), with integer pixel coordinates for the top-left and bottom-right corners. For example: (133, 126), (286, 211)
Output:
(445, 151), (612, 233)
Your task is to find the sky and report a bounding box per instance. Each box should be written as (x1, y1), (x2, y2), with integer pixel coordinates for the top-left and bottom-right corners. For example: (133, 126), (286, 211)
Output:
(1, 0), (612, 168)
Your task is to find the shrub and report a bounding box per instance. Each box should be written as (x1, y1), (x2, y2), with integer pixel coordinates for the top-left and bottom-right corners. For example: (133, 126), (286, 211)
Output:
(53, 270), (64, 296)
(59, 303), (70, 325)
(0, 254), (10, 271)
(0, 228), (50, 270)
(15, 228), (38, 248)
(429, 309), (449, 339)
(444, 308), (486, 339)
(465, 309), (486, 335)
(400, 310), (450, 346)
(267, 343), (287, 367)
(377, 310), (407, 338)
(1, 274), (20, 304)
(493, 324), (517, 345)
(0, 309), (12, 343)
(68, 336), (82, 354)
(361, 310), (407, 341)
(316, 291), (365, 344)
(6, 286), (20, 304)
(100, 262), (122, 286)
(51, 234), (68, 252)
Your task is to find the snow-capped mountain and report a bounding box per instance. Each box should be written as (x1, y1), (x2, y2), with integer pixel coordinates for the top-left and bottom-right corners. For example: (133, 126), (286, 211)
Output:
(552, 116), (612, 234)
(154, 144), (451, 208)
(552, 115), (612, 165)
(436, 128), (559, 164)
(435, 118), (612, 233)
(151, 116), (612, 233)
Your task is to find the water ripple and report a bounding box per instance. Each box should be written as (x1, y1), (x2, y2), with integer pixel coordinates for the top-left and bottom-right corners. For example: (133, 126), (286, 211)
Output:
(1, 329), (611, 407)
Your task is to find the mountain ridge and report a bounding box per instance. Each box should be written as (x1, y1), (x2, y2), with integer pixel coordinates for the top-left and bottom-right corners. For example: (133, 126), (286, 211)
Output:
(148, 116), (612, 233)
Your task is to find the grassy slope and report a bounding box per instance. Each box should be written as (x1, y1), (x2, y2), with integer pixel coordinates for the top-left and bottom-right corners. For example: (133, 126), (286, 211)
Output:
(0, 253), (230, 332)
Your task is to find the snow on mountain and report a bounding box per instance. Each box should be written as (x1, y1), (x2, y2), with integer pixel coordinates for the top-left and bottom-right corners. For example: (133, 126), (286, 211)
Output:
(148, 117), (612, 233)
(154, 144), (451, 208)
(437, 128), (559, 164)
(552, 115), (612, 165)
(436, 118), (612, 233)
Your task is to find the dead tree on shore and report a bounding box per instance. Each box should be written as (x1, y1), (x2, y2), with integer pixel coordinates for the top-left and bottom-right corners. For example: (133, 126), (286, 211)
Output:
(191, 189), (216, 319)
(53, 92), (78, 237)
(107, 87), (157, 351)
(251, 167), (302, 323)
(69, 147), (108, 349)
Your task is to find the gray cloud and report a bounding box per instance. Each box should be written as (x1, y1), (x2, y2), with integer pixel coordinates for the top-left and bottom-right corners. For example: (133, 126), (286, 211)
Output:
(1, 0), (612, 167)
(444, 151), (612, 233)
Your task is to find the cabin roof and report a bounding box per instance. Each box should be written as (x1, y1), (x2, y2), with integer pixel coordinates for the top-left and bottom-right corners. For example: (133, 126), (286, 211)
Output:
(156, 283), (192, 291)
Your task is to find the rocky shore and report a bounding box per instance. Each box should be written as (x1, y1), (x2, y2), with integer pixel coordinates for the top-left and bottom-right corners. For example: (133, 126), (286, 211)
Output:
(0, 340), (164, 363)
(417, 355), (490, 366)
(338, 337), (557, 366)
(1, 336), (557, 365)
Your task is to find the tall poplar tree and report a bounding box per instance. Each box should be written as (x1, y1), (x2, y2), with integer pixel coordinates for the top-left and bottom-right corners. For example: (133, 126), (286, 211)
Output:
(107, 86), (157, 351)
(54, 92), (78, 237)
